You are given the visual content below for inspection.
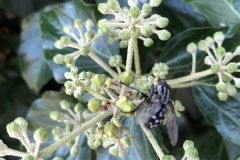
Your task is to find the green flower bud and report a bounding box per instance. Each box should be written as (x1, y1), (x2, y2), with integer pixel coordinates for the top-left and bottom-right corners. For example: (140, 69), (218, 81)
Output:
(88, 98), (101, 113)
(204, 56), (212, 65)
(109, 144), (119, 156)
(85, 19), (94, 31)
(185, 147), (198, 159)
(213, 31), (225, 45)
(6, 122), (21, 138)
(152, 62), (169, 79)
(66, 123), (74, 132)
(116, 97), (136, 113)
(216, 47), (226, 58)
(183, 140), (194, 151)
(14, 117), (28, 129)
(54, 40), (64, 49)
(144, 38), (154, 47)
(205, 36), (214, 47)
(64, 81), (73, 89)
(227, 62), (238, 73)
(112, 116), (121, 127)
(234, 78), (240, 88)
(119, 40), (128, 48)
(98, 3), (109, 14)
(129, 6), (141, 18)
(198, 40), (208, 51)
(162, 155), (176, 160)
(74, 18), (83, 29)
(156, 30), (171, 41)
(34, 128), (48, 143)
(109, 55), (123, 67)
(80, 46), (90, 56)
(150, 0), (162, 7)
(210, 64), (220, 74)
(64, 54), (74, 65)
(60, 36), (71, 46)
(52, 127), (61, 136)
(85, 31), (95, 41)
(53, 54), (64, 64)
(98, 19), (111, 33)
(104, 122), (119, 137)
(128, 0), (138, 7)
(119, 29), (131, 41)
(91, 74), (106, 88)
(141, 25), (154, 37)
(74, 102), (83, 113)
(187, 42), (197, 54)
(218, 92), (228, 101)
(52, 157), (64, 160)
(70, 147), (79, 157)
(93, 139), (102, 149)
(222, 74), (232, 83)
(156, 17), (169, 28)
(216, 81), (227, 92)
(49, 111), (65, 122)
(22, 155), (35, 160)
(142, 4), (152, 15)
(63, 25), (73, 34)
(60, 100), (71, 110)
(118, 150), (126, 158)
(107, 0), (120, 11)
(105, 78), (112, 88)
(67, 140), (76, 147)
(119, 71), (135, 85)
(227, 84), (237, 97)
(120, 136), (131, 148)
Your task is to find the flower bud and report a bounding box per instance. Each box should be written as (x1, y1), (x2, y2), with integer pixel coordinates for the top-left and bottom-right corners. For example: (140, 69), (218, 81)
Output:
(91, 74), (106, 88)
(119, 29), (131, 41)
(210, 64), (220, 74)
(218, 92), (228, 101)
(204, 56), (212, 65)
(150, 0), (162, 7)
(234, 46), (240, 56)
(53, 54), (64, 64)
(104, 122), (119, 137)
(50, 111), (65, 122)
(152, 62), (169, 79)
(14, 117), (28, 130)
(185, 147), (198, 159)
(52, 127), (61, 136)
(54, 40), (64, 49)
(66, 123), (74, 133)
(63, 25), (73, 34)
(6, 122), (21, 138)
(162, 155), (176, 160)
(88, 98), (101, 113)
(227, 62), (238, 73)
(93, 139), (102, 149)
(144, 38), (154, 47)
(234, 78), (240, 88)
(222, 74), (232, 83)
(227, 84), (237, 97)
(216, 81), (227, 92)
(119, 40), (128, 48)
(116, 97), (136, 113)
(74, 18), (83, 29)
(34, 128), (48, 143)
(142, 4), (152, 15)
(119, 71), (135, 85)
(80, 46), (90, 56)
(85, 31), (95, 41)
(60, 100), (71, 110)
(156, 17), (169, 28)
(52, 157), (64, 160)
(74, 102), (83, 113)
(85, 19), (94, 31)
(107, 0), (120, 11)
(198, 40), (208, 51)
(60, 36), (71, 46)
(128, 0), (138, 7)
(213, 31), (225, 46)
(70, 147), (79, 157)
(98, 19), (111, 33)
(120, 136), (131, 148)
(183, 140), (194, 151)
(187, 42), (197, 54)
(156, 30), (171, 41)
(109, 55), (123, 67)
(22, 155), (35, 160)
(216, 47), (226, 58)
(109, 144), (119, 156)
(129, 6), (141, 18)
(98, 3), (109, 14)
(112, 116), (121, 127)
(64, 54), (74, 65)
(141, 25), (154, 37)
(205, 36), (214, 47)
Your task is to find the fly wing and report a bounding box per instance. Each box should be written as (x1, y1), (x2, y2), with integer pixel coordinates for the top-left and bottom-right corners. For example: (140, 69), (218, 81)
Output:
(135, 98), (152, 125)
(165, 102), (178, 146)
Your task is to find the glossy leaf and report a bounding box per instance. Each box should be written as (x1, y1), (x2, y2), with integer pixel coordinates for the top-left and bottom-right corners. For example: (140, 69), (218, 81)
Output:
(189, 0), (240, 27)
(40, 0), (119, 82)
(27, 91), (91, 159)
(18, 13), (52, 92)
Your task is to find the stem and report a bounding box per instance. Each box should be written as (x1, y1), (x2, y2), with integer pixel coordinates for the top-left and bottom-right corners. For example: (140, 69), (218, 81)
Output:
(140, 124), (165, 159)
(34, 142), (41, 158)
(126, 37), (135, 72)
(4, 148), (28, 158)
(134, 38), (142, 78)
(171, 81), (215, 88)
(84, 87), (110, 101)
(39, 110), (113, 158)
(167, 69), (213, 86)
(191, 53), (196, 73)
(88, 50), (118, 78)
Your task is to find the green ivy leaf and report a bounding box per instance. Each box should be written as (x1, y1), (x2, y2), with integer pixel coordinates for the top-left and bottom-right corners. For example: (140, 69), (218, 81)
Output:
(189, 0), (240, 27)
(18, 13), (52, 92)
(26, 91), (91, 159)
(40, 0), (119, 82)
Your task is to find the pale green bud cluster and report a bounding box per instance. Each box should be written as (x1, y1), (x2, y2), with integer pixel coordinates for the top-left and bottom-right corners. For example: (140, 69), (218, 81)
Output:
(109, 55), (123, 67)
(188, 32), (240, 101)
(152, 62), (169, 79)
(116, 96), (136, 113)
(97, 0), (170, 47)
(183, 140), (200, 160)
(135, 75), (155, 94)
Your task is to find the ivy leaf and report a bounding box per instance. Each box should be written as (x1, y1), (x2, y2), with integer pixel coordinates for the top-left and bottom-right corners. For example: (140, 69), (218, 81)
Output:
(189, 0), (240, 27)
(193, 86), (240, 146)
(26, 91), (91, 159)
(96, 117), (162, 160)
(18, 13), (52, 92)
(40, 0), (119, 83)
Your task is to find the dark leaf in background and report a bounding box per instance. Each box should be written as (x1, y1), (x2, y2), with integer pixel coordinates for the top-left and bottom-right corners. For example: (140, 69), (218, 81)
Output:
(40, 0), (119, 83)
(18, 13), (52, 92)
(188, 0), (240, 27)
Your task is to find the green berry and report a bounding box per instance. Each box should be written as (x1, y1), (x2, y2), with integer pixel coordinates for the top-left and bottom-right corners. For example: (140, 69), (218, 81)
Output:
(227, 62), (238, 73)
(210, 64), (220, 74)
(216, 81), (227, 92)
(88, 98), (101, 112)
(33, 128), (48, 143)
(218, 92), (228, 101)
(53, 54), (64, 64)
(129, 6), (141, 18)
(119, 71), (135, 85)
(104, 122), (119, 137)
(187, 42), (197, 54)
(144, 38), (154, 47)
(141, 25), (154, 37)
(119, 29), (131, 41)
